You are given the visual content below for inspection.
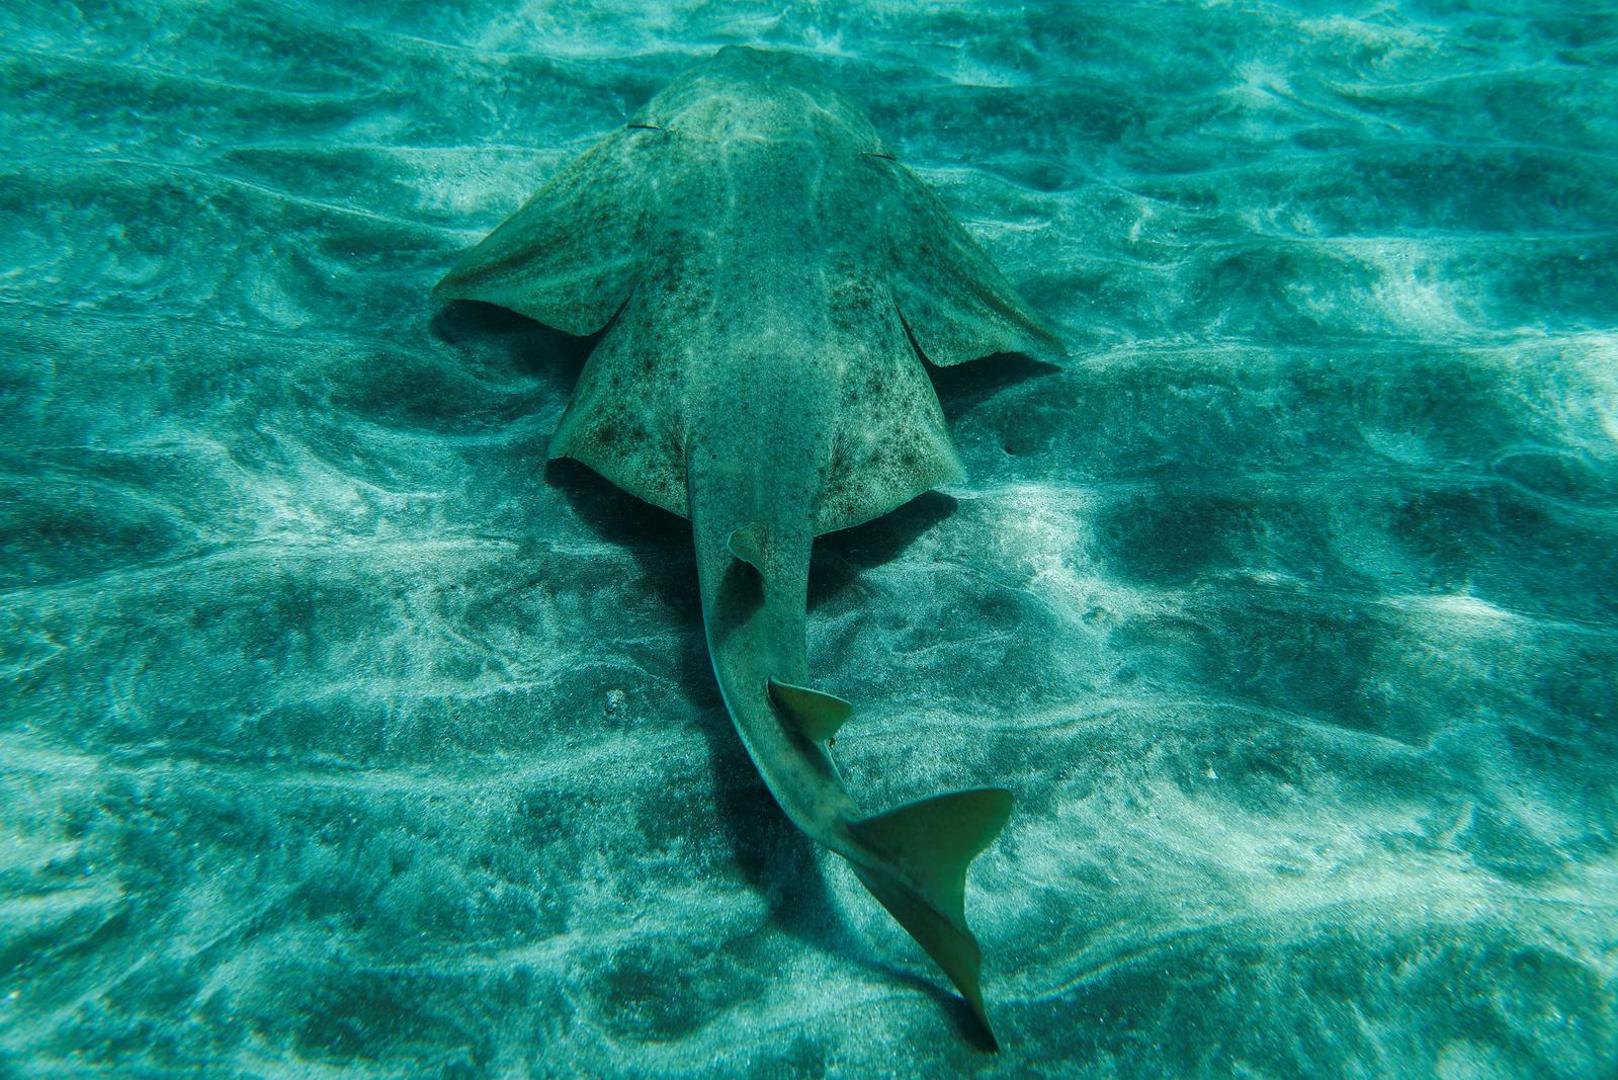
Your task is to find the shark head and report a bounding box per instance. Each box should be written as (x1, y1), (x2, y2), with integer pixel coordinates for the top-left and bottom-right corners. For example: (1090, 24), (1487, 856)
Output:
(633, 47), (889, 156)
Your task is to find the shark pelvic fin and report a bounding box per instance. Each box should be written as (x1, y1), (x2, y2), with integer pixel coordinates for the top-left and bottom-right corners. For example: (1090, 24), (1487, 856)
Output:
(849, 787), (1013, 1047)
(766, 678), (853, 742)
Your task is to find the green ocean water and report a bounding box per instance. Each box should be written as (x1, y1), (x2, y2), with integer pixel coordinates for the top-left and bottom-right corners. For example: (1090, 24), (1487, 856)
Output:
(3, 2), (1616, 1076)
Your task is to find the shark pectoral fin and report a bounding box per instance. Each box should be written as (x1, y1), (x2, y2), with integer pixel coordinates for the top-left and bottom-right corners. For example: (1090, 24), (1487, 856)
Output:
(849, 788), (1014, 1047)
(882, 167), (1066, 367)
(766, 678), (853, 742)
(727, 524), (766, 571)
(433, 129), (653, 336)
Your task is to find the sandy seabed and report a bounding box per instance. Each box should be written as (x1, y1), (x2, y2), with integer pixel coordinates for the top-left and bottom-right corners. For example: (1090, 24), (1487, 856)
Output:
(3, 2), (1615, 1076)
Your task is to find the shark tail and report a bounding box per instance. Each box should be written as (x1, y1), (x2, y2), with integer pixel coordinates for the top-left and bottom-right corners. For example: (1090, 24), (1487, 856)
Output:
(847, 787), (1013, 1048)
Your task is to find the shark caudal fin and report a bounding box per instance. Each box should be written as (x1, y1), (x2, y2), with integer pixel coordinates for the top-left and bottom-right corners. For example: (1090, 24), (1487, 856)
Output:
(848, 787), (1013, 1048)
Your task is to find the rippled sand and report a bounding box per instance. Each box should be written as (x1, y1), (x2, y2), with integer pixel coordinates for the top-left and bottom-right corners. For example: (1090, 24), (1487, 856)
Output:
(3, 2), (1615, 1076)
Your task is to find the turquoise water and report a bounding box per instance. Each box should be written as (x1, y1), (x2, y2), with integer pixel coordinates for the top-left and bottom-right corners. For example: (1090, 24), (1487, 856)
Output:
(3, 2), (1616, 1076)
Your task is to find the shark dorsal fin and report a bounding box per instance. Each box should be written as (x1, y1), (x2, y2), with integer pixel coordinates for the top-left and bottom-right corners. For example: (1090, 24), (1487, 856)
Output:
(767, 678), (853, 742)
(727, 524), (766, 570)
(847, 787), (1014, 1045)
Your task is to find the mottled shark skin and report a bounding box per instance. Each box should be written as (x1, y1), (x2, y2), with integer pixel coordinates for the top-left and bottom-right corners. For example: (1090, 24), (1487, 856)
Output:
(433, 46), (1064, 1046)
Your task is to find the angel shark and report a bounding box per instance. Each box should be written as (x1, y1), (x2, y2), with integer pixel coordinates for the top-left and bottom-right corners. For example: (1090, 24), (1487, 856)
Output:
(433, 46), (1064, 1046)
